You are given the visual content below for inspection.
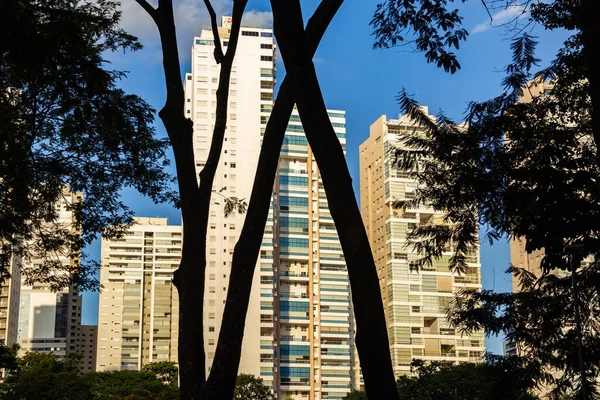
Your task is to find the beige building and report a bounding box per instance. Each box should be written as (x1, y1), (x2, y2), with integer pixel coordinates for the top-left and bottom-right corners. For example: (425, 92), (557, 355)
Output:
(360, 112), (485, 376)
(78, 325), (97, 373)
(0, 254), (21, 347)
(96, 217), (181, 371)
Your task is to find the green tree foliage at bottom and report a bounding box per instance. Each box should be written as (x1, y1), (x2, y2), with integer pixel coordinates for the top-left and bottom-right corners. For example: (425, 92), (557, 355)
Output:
(344, 359), (539, 400)
(233, 374), (274, 400)
(0, 353), (178, 400)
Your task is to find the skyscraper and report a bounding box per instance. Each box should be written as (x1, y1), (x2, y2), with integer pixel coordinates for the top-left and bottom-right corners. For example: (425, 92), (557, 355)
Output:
(183, 16), (276, 382)
(96, 217), (181, 371)
(360, 112), (485, 376)
(183, 17), (356, 398)
(272, 109), (354, 400)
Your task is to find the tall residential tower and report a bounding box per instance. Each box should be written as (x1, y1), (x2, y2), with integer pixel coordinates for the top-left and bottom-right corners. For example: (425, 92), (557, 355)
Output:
(96, 217), (181, 371)
(272, 109), (354, 400)
(183, 16), (276, 381)
(360, 112), (485, 376)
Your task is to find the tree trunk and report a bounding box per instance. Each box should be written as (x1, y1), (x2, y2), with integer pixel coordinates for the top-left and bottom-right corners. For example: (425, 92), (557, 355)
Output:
(133, 1), (248, 398)
(270, 1), (399, 399)
(580, 0), (600, 158)
(151, 1), (208, 396)
(202, 2), (343, 398)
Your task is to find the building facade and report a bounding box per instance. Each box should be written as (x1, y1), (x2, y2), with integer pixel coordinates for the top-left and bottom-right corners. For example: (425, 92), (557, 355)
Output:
(183, 16), (276, 383)
(96, 217), (181, 371)
(359, 112), (485, 376)
(16, 190), (83, 359)
(182, 17), (355, 398)
(0, 254), (21, 347)
(78, 325), (98, 373)
(271, 109), (354, 400)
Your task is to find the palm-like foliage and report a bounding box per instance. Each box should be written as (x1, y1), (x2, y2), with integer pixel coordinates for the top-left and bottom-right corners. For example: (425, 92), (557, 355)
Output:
(386, 10), (600, 399)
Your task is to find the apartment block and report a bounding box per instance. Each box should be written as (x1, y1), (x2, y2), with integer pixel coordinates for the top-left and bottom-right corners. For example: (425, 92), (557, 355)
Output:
(360, 112), (485, 376)
(271, 109), (353, 400)
(17, 190), (83, 359)
(0, 254), (21, 347)
(183, 16), (276, 383)
(96, 217), (181, 371)
(78, 325), (97, 373)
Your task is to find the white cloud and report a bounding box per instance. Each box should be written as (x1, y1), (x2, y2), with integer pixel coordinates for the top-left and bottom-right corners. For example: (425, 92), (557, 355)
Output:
(241, 10), (273, 28)
(471, 5), (528, 34)
(117, 1), (270, 63)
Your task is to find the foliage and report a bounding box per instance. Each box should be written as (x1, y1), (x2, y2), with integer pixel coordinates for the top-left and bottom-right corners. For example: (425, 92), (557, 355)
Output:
(0, 352), (178, 400)
(343, 389), (369, 400)
(383, 1), (600, 397)
(83, 370), (178, 400)
(0, 352), (90, 400)
(371, 0), (468, 73)
(0, 344), (19, 371)
(0, 0), (174, 291)
(344, 358), (539, 400)
(142, 361), (178, 387)
(233, 374), (274, 400)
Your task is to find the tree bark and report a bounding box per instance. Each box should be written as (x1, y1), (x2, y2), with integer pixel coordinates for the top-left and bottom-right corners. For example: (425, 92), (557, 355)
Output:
(202, 1), (344, 398)
(270, 1), (399, 399)
(580, 0), (600, 158)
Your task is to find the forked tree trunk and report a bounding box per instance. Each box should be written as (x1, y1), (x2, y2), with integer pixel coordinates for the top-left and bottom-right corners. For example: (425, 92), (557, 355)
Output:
(270, 1), (400, 399)
(202, 1), (343, 398)
(134, 0), (248, 398)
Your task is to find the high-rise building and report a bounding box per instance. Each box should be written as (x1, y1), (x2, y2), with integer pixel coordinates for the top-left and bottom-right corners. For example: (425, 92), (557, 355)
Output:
(183, 16), (276, 383)
(183, 17), (356, 398)
(16, 190), (83, 359)
(272, 109), (354, 400)
(96, 217), (181, 371)
(79, 325), (98, 373)
(359, 112), (485, 376)
(0, 254), (21, 347)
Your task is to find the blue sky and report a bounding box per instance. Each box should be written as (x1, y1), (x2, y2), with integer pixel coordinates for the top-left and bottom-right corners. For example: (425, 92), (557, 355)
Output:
(82, 0), (569, 356)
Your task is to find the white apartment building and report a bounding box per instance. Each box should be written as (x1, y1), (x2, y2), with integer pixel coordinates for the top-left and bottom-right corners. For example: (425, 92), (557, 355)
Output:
(183, 16), (276, 383)
(96, 217), (181, 371)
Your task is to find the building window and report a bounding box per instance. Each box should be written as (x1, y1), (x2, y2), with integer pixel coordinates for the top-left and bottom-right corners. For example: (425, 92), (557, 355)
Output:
(261, 55), (273, 62)
(261, 43), (272, 49)
(260, 32), (272, 37)
(241, 30), (259, 37)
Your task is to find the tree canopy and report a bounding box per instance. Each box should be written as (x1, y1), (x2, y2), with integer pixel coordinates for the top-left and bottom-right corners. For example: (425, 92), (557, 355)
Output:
(343, 359), (538, 400)
(0, 352), (179, 400)
(0, 0), (174, 291)
(380, 1), (600, 397)
(233, 374), (274, 400)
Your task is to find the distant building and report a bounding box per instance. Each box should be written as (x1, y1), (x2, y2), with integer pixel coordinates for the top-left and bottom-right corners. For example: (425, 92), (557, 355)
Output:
(78, 325), (97, 373)
(0, 254), (21, 348)
(16, 190), (83, 359)
(96, 217), (181, 371)
(359, 112), (485, 376)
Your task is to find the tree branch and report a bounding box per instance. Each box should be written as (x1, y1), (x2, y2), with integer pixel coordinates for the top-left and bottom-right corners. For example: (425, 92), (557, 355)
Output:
(133, 0), (157, 23)
(202, 1), (344, 397)
(203, 0), (224, 63)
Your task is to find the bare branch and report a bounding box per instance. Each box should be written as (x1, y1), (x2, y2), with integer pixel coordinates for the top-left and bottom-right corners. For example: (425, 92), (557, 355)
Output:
(134, 0), (157, 22)
(481, 0), (493, 23)
(203, 0), (224, 63)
